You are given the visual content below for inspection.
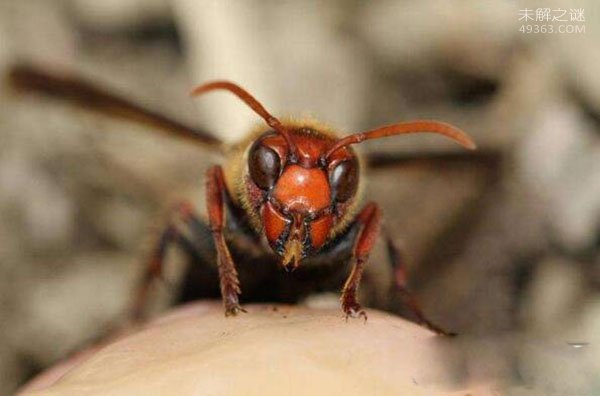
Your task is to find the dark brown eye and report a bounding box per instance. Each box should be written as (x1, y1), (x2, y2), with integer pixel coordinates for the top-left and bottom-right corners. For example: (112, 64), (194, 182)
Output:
(329, 159), (358, 202)
(249, 142), (281, 190)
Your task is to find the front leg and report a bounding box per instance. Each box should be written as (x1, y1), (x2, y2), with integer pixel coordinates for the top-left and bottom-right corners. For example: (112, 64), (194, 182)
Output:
(341, 202), (381, 321)
(206, 166), (245, 316)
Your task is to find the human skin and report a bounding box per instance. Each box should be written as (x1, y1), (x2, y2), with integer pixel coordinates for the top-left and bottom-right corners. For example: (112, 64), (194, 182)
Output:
(19, 302), (492, 396)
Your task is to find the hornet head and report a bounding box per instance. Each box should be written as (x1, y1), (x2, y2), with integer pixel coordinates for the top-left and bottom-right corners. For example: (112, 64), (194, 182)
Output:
(192, 81), (476, 271)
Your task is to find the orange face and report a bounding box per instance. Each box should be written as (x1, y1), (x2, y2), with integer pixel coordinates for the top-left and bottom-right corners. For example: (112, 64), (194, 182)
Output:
(245, 128), (359, 270)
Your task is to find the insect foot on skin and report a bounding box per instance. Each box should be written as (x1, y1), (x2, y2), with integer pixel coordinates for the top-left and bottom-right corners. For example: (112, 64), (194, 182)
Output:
(9, 65), (475, 336)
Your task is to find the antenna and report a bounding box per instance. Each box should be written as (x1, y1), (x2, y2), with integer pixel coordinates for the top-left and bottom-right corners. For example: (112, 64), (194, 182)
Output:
(192, 81), (298, 158)
(324, 120), (476, 161)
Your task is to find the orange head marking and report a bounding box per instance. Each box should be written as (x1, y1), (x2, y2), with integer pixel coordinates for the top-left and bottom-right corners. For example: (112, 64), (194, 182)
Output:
(272, 165), (331, 213)
(192, 80), (476, 271)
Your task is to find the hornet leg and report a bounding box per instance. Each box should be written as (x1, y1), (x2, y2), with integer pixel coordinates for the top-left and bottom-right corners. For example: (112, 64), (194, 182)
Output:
(385, 231), (456, 336)
(130, 201), (208, 321)
(341, 202), (381, 321)
(206, 166), (245, 316)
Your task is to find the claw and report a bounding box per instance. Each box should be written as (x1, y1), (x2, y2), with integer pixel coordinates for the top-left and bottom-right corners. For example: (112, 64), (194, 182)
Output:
(360, 310), (368, 323)
(224, 303), (247, 317)
(343, 303), (368, 323)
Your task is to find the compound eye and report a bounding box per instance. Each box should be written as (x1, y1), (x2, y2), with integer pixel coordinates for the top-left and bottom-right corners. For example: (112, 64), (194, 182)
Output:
(329, 159), (358, 202)
(249, 142), (281, 190)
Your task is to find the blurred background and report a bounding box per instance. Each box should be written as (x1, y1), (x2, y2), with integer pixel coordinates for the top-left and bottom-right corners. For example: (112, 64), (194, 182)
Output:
(0, 0), (599, 394)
